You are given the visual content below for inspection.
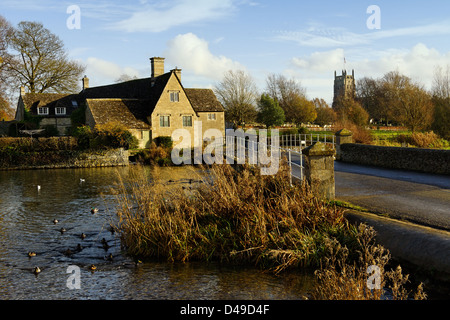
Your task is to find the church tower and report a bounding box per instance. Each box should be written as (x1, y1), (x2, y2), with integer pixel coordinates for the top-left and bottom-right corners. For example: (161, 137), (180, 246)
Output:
(333, 69), (355, 105)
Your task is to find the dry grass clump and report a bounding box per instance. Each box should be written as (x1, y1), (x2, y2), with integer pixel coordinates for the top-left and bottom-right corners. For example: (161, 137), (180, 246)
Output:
(114, 163), (427, 300)
(114, 163), (353, 272)
(397, 131), (449, 149)
(312, 224), (427, 300)
(334, 121), (373, 144)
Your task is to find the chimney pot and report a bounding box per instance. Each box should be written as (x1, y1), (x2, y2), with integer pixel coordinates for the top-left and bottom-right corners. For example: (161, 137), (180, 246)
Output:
(150, 57), (165, 78)
(82, 75), (89, 90)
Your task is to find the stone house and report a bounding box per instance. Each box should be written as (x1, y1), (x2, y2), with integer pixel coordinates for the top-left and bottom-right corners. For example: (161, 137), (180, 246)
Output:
(15, 87), (83, 135)
(15, 57), (225, 148)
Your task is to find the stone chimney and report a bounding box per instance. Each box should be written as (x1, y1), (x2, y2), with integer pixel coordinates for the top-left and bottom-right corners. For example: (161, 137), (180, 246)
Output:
(150, 57), (165, 78)
(82, 75), (89, 90)
(171, 68), (182, 82)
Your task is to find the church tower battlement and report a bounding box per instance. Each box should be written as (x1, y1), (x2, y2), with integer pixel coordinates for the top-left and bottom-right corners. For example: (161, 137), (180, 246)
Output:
(333, 69), (355, 104)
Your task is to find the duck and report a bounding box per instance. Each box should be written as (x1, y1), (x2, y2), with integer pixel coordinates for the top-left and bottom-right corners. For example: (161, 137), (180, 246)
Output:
(53, 219), (59, 224)
(105, 253), (113, 261)
(101, 238), (110, 250)
(80, 178), (85, 183)
(91, 208), (98, 214)
(28, 251), (36, 257)
(89, 264), (96, 271)
(76, 244), (83, 252)
(64, 249), (73, 256)
(80, 233), (86, 240)
(33, 267), (41, 274)
(60, 227), (66, 233)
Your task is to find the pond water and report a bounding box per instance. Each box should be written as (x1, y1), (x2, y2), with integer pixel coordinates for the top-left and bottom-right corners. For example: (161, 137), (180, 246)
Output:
(0, 166), (315, 300)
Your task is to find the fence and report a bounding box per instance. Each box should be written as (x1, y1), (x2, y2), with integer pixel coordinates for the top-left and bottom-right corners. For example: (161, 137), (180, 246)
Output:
(279, 133), (335, 149)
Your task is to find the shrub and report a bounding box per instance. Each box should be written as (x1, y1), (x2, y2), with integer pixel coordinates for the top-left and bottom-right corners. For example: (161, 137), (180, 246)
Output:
(335, 120), (373, 144)
(94, 122), (139, 150)
(134, 142), (172, 166)
(42, 125), (60, 137)
(153, 136), (173, 149)
(396, 131), (448, 148)
(72, 125), (92, 150)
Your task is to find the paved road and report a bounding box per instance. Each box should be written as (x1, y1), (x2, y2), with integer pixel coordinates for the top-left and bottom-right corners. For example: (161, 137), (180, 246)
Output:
(334, 161), (450, 231)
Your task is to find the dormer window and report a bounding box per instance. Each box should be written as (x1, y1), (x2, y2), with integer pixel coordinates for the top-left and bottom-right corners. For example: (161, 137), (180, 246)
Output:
(37, 107), (49, 115)
(72, 100), (78, 107)
(170, 91), (179, 102)
(56, 107), (66, 115)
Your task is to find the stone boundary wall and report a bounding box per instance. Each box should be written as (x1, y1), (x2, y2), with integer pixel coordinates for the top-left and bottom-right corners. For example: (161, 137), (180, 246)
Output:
(0, 148), (129, 170)
(339, 143), (450, 175)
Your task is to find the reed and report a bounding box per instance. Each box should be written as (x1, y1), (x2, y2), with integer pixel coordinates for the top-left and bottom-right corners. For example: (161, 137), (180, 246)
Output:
(113, 163), (426, 299)
(115, 163), (356, 271)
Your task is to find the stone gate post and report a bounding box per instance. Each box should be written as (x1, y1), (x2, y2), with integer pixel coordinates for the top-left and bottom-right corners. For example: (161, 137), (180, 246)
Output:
(303, 141), (336, 201)
(335, 129), (353, 161)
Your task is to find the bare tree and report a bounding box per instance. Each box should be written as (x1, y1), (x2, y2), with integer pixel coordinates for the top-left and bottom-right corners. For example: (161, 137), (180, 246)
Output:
(431, 65), (450, 139)
(398, 83), (433, 132)
(115, 74), (139, 83)
(432, 65), (450, 100)
(214, 69), (259, 126)
(4, 21), (85, 94)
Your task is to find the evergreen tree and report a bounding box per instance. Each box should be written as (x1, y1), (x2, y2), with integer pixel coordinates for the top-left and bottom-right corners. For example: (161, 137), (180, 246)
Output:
(257, 94), (285, 128)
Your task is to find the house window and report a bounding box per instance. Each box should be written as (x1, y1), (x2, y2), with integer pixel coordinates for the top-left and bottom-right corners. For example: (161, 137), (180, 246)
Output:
(160, 115), (170, 127)
(37, 107), (49, 115)
(182, 116), (192, 127)
(208, 113), (216, 121)
(170, 91), (179, 102)
(55, 107), (66, 115)
(71, 100), (78, 107)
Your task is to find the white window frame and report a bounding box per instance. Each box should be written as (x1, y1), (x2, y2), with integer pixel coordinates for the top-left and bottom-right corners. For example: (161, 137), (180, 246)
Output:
(55, 107), (66, 115)
(208, 113), (216, 121)
(37, 107), (49, 115)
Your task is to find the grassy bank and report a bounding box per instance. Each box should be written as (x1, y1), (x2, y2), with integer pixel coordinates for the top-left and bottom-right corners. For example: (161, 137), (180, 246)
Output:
(113, 163), (426, 300)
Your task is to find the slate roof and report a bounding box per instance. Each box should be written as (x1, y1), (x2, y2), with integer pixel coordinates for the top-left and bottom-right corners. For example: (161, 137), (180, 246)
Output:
(86, 99), (151, 129)
(185, 89), (224, 112)
(22, 93), (82, 116)
(21, 70), (224, 125)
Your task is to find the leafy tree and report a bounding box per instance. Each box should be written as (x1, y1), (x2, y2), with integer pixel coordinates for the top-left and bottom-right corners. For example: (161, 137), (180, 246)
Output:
(313, 98), (336, 126)
(0, 15), (14, 119)
(333, 96), (369, 127)
(4, 21), (85, 93)
(257, 94), (285, 128)
(286, 95), (317, 125)
(214, 70), (258, 126)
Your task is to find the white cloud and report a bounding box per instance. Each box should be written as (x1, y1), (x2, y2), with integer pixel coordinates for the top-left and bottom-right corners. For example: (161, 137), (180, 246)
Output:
(164, 33), (245, 81)
(288, 43), (450, 103)
(109, 0), (236, 32)
(275, 21), (450, 48)
(84, 57), (141, 85)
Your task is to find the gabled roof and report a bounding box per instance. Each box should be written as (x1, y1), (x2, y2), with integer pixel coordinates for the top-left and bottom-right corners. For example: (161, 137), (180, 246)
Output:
(86, 99), (150, 130)
(81, 72), (172, 113)
(21, 93), (81, 116)
(185, 89), (224, 112)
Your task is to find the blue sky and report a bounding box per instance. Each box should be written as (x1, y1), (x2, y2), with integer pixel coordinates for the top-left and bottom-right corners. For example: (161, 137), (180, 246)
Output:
(2, 0), (450, 104)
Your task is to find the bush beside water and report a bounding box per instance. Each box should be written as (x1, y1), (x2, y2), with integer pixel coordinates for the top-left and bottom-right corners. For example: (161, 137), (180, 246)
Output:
(114, 163), (426, 300)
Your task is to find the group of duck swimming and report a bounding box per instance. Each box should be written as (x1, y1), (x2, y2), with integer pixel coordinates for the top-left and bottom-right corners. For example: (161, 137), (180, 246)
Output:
(28, 207), (112, 275)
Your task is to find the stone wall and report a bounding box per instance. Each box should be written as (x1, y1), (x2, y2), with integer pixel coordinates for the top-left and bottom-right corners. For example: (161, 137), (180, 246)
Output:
(339, 143), (450, 175)
(0, 148), (129, 170)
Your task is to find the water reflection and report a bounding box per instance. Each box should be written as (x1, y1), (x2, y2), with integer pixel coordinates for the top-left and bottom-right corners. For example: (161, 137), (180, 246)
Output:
(0, 166), (314, 300)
